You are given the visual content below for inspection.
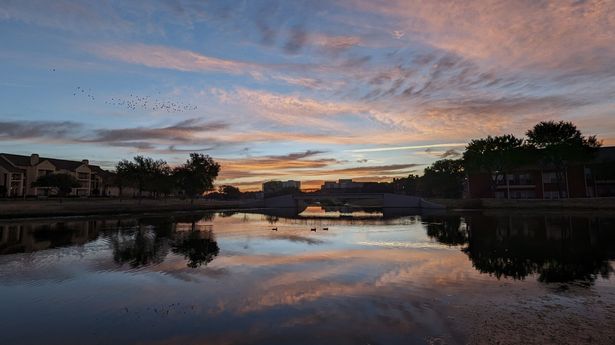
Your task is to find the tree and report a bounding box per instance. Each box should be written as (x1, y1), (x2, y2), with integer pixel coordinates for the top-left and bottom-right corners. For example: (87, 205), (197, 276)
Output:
(526, 121), (601, 198)
(395, 174), (420, 195)
(463, 134), (526, 197)
(116, 156), (170, 201)
(174, 153), (220, 203)
(150, 164), (174, 199)
(31, 173), (80, 202)
(114, 159), (133, 200)
(219, 185), (242, 200)
(420, 159), (465, 198)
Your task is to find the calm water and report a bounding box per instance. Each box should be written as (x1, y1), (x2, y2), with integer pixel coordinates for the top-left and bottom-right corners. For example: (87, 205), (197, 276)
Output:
(1, 207), (614, 345)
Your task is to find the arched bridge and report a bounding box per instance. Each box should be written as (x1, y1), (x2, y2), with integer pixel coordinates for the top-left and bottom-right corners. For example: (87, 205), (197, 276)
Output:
(263, 193), (444, 211)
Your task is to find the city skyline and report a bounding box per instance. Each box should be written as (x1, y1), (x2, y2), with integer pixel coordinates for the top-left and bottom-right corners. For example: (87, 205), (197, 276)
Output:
(2, 1), (615, 190)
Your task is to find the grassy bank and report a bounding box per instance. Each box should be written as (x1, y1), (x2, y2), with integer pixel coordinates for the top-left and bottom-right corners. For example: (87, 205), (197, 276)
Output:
(429, 197), (615, 210)
(0, 198), (261, 219)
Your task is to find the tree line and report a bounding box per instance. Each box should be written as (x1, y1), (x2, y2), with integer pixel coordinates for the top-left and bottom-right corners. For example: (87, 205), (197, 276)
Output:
(114, 153), (220, 202)
(397, 120), (601, 198)
(29, 153), (221, 202)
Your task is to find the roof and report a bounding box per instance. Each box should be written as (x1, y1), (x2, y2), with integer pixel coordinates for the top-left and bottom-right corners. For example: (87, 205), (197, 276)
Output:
(0, 153), (32, 167)
(0, 153), (112, 175)
(595, 146), (615, 163)
(0, 155), (24, 173)
(44, 157), (85, 171)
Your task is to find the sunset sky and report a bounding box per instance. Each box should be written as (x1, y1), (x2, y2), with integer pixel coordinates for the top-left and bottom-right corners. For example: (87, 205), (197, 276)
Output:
(1, 0), (614, 190)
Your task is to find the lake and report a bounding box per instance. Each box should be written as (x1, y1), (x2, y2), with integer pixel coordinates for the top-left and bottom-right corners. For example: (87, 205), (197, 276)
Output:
(1, 207), (614, 345)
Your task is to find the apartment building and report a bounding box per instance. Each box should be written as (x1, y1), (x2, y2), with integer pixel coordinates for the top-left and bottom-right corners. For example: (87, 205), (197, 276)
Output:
(467, 146), (615, 199)
(0, 153), (112, 197)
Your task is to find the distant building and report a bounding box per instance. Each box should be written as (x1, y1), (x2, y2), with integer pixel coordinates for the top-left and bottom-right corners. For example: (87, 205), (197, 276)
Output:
(467, 146), (615, 199)
(0, 153), (115, 197)
(321, 179), (364, 192)
(262, 180), (301, 196)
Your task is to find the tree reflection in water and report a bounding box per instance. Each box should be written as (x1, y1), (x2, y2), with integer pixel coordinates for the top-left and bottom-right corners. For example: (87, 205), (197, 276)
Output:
(425, 214), (615, 285)
(109, 219), (173, 268)
(108, 214), (219, 269)
(171, 227), (219, 268)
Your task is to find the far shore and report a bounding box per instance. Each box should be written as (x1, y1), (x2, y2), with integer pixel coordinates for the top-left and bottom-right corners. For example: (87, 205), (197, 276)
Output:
(429, 196), (615, 210)
(0, 198), (261, 219)
(2, 196), (615, 219)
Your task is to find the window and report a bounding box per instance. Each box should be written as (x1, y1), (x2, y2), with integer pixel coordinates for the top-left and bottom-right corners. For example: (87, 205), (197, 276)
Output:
(544, 191), (567, 199)
(542, 172), (562, 184)
(78, 172), (89, 179)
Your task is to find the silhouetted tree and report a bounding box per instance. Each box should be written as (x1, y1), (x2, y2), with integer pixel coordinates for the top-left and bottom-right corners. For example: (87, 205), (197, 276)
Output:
(395, 174), (420, 195)
(220, 185), (241, 200)
(31, 173), (80, 202)
(174, 153), (220, 203)
(420, 159), (464, 198)
(463, 134), (526, 197)
(526, 121), (601, 198)
(114, 160), (133, 199)
(151, 164), (174, 198)
(116, 156), (170, 201)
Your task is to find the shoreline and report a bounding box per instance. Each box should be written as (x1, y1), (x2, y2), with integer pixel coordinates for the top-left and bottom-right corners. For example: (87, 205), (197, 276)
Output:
(0, 198), (260, 219)
(2, 196), (615, 219)
(428, 196), (615, 210)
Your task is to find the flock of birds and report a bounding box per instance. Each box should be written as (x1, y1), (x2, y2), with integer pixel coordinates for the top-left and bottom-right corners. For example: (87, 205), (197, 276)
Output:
(46, 67), (198, 113)
(71, 86), (198, 113)
(271, 227), (328, 231)
(104, 94), (198, 113)
(73, 86), (95, 101)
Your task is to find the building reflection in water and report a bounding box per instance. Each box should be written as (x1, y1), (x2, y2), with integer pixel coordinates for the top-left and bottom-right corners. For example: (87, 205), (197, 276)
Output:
(0, 220), (100, 255)
(0, 213), (220, 269)
(424, 214), (615, 285)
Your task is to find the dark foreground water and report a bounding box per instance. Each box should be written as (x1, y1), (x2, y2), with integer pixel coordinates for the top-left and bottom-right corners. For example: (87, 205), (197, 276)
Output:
(1, 207), (614, 345)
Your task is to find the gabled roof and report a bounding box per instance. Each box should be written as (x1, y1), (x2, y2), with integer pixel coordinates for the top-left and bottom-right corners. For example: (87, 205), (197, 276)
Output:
(0, 153), (116, 177)
(0, 153), (33, 167)
(44, 157), (85, 171)
(0, 155), (24, 173)
(0, 153), (86, 170)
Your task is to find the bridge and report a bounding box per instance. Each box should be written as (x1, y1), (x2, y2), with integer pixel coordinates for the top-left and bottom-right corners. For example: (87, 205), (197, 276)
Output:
(262, 192), (444, 212)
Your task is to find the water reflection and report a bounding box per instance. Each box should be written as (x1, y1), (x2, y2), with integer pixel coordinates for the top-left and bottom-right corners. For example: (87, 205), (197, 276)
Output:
(171, 230), (219, 268)
(424, 214), (615, 284)
(1, 210), (614, 284)
(0, 214), (220, 269)
(1, 209), (615, 345)
(0, 220), (100, 255)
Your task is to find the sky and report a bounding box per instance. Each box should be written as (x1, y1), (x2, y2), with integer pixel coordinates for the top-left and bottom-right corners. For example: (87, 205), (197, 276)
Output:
(1, 0), (615, 190)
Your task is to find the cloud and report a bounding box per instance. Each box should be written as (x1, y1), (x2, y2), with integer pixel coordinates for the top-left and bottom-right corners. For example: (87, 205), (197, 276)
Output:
(284, 25), (308, 54)
(86, 118), (228, 144)
(440, 149), (461, 159)
(350, 143), (466, 153)
(0, 120), (81, 141)
(311, 34), (363, 54)
(87, 43), (260, 75)
(328, 163), (421, 175)
(0, 118), (228, 153)
(347, 0), (615, 75)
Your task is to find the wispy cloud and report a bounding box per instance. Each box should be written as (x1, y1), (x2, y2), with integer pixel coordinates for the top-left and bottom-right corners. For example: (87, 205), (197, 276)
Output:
(350, 143), (466, 153)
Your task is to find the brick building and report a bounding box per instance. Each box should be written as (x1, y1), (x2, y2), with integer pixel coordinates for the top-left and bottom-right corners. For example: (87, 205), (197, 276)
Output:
(467, 146), (615, 199)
